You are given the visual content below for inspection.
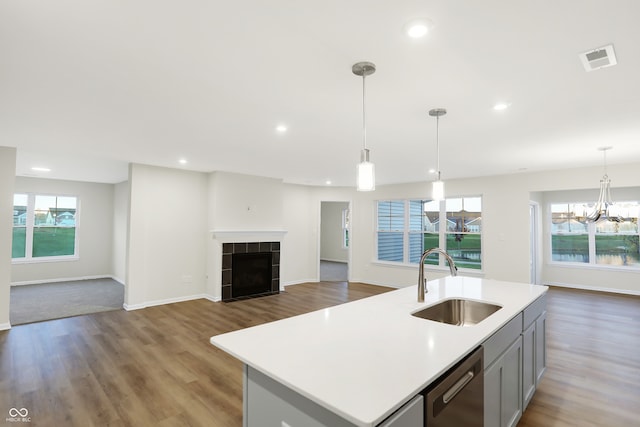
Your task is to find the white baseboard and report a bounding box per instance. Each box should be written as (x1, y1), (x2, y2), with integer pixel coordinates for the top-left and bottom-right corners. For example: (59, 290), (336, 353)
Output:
(280, 279), (402, 289)
(203, 294), (220, 302)
(11, 275), (119, 287)
(111, 276), (126, 286)
(0, 322), (11, 331)
(545, 281), (640, 296)
(281, 279), (316, 288)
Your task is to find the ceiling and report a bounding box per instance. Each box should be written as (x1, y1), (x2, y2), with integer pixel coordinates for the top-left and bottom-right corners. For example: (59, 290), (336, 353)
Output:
(1, 1), (639, 186)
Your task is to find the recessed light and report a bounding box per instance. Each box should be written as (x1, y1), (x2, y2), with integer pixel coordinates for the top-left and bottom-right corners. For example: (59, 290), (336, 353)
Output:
(493, 102), (511, 111)
(404, 19), (433, 39)
(276, 125), (288, 133)
(178, 158), (188, 165)
(31, 167), (51, 172)
(428, 168), (437, 174)
(325, 180), (332, 185)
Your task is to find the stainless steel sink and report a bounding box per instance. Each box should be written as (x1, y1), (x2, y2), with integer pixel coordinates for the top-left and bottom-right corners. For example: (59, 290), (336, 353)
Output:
(412, 298), (502, 326)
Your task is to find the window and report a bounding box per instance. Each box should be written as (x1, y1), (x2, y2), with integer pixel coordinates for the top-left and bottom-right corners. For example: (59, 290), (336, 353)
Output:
(12, 194), (28, 258)
(342, 208), (350, 249)
(550, 202), (639, 268)
(376, 197), (482, 270)
(445, 198), (482, 269)
(12, 193), (79, 261)
(377, 201), (404, 262)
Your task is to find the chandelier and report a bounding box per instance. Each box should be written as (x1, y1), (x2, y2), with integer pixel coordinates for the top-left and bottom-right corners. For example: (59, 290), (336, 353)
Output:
(586, 146), (623, 223)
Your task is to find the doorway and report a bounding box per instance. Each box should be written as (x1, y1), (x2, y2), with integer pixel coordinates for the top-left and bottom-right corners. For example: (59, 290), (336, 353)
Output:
(529, 202), (540, 284)
(319, 201), (350, 282)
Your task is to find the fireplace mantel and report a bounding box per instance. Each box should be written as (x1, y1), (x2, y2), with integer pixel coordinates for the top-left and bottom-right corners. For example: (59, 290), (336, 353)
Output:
(211, 229), (287, 243)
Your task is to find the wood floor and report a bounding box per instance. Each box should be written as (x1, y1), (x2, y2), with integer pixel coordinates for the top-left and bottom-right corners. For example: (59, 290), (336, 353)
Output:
(1, 283), (638, 426)
(518, 287), (640, 427)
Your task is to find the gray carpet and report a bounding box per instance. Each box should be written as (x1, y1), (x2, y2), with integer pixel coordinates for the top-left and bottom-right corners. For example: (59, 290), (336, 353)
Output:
(10, 278), (124, 325)
(320, 260), (348, 282)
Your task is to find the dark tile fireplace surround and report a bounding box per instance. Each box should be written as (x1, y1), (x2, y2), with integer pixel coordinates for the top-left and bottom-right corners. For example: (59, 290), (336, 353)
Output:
(221, 241), (280, 301)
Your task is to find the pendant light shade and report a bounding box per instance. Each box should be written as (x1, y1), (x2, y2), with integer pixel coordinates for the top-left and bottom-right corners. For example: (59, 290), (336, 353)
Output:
(429, 108), (447, 201)
(353, 62), (376, 191)
(586, 146), (622, 222)
(357, 148), (375, 191)
(432, 179), (444, 202)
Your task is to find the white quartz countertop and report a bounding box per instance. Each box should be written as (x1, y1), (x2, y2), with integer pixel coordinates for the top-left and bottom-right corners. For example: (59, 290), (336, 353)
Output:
(209, 276), (548, 427)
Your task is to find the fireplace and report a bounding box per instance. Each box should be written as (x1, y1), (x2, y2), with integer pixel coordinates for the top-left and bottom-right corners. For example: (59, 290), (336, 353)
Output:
(222, 241), (280, 301)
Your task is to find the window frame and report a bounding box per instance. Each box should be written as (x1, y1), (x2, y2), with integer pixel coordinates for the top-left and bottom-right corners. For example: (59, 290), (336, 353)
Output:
(549, 201), (640, 270)
(12, 192), (80, 264)
(341, 208), (350, 249)
(375, 196), (483, 271)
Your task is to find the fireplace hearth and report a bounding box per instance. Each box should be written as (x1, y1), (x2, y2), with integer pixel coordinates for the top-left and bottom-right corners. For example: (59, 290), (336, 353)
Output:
(222, 241), (280, 301)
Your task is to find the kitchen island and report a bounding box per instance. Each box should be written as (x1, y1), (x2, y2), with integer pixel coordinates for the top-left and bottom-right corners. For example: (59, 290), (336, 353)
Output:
(210, 276), (547, 426)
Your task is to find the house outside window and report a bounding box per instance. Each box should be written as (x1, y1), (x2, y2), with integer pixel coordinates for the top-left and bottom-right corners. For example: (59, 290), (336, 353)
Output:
(377, 196), (482, 270)
(12, 193), (79, 261)
(550, 202), (640, 268)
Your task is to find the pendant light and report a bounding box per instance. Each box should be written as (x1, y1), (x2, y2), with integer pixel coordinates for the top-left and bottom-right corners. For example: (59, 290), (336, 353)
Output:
(352, 61), (376, 191)
(429, 108), (447, 201)
(586, 146), (623, 223)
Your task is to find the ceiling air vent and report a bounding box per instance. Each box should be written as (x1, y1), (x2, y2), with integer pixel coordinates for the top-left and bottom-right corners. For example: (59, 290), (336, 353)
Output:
(579, 44), (617, 72)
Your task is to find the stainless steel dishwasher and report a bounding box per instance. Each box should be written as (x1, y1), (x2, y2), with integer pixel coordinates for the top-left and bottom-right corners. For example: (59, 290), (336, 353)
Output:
(423, 346), (484, 426)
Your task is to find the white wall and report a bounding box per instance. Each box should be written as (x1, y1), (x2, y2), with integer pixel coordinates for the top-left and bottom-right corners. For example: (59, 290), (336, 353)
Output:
(112, 180), (129, 284)
(11, 177), (115, 284)
(209, 171), (283, 230)
(281, 184), (317, 285)
(320, 202), (349, 263)
(125, 164), (208, 308)
(0, 147), (17, 329)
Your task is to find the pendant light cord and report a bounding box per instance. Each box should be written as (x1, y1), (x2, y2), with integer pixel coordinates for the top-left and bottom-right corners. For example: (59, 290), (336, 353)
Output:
(362, 72), (367, 151)
(436, 115), (441, 180)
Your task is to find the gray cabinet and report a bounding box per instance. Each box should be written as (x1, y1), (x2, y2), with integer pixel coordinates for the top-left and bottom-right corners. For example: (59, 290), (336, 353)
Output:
(522, 294), (547, 409)
(535, 311), (547, 385)
(483, 314), (523, 427)
(244, 365), (424, 427)
(522, 320), (536, 407)
(244, 365), (357, 427)
(484, 292), (547, 426)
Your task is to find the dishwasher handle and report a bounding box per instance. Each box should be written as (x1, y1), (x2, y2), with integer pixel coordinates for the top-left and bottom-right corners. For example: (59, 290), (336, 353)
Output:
(442, 370), (474, 404)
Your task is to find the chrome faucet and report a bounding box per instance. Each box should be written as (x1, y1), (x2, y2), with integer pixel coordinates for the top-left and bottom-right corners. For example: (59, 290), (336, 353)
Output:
(418, 248), (458, 302)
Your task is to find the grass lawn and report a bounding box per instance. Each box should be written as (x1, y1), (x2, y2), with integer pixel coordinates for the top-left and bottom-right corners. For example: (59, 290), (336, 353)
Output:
(12, 227), (76, 258)
(553, 234), (639, 254)
(423, 233), (481, 269)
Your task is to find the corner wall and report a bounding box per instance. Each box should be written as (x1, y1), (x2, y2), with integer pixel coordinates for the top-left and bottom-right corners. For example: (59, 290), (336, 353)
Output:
(112, 180), (129, 284)
(0, 147), (17, 329)
(125, 164), (208, 308)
